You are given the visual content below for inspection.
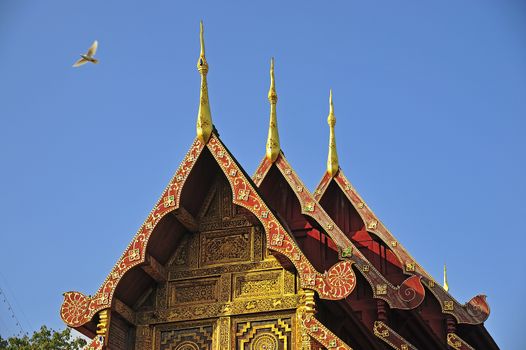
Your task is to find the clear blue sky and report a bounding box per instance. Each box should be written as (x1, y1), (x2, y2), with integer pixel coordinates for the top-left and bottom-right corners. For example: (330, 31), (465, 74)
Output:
(1, 1), (524, 348)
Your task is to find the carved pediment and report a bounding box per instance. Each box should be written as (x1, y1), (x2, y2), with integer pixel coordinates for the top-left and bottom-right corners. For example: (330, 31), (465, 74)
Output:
(197, 173), (252, 231)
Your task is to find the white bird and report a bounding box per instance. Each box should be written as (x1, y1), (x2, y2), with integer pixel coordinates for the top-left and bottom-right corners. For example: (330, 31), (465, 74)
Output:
(72, 40), (99, 67)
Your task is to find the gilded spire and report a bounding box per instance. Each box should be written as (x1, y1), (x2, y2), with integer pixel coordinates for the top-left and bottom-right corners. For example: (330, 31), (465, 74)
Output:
(327, 89), (339, 177)
(443, 264), (450, 292)
(196, 21), (213, 144)
(265, 57), (280, 162)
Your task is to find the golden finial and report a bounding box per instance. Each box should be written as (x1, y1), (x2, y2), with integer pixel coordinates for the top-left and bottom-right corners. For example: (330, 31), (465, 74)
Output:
(265, 57), (280, 162)
(196, 21), (213, 144)
(326, 89), (339, 177)
(443, 264), (450, 292)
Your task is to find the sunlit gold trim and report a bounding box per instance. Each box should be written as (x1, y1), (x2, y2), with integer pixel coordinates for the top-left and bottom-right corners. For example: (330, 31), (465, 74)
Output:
(326, 89), (339, 177)
(196, 21), (213, 143)
(266, 58), (280, 162)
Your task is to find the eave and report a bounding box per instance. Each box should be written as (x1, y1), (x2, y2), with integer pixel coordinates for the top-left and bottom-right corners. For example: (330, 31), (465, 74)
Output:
(314, 169), (490, 325)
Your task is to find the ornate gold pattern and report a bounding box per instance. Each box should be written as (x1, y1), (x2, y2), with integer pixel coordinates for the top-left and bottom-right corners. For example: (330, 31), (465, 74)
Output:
(95, 309), (109, 336)
(376, 284), (388, 295)
(444, 300), (454, 311)
(158, 324), (213, 350)
(236, 317), (291, 350)
(447, 333), (476, 350)
(373, 321), (417, 350)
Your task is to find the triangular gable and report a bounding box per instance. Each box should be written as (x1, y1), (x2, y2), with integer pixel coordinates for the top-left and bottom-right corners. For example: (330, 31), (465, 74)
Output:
(314, 170), (490, 325)
(254, 153), (426, 311)
(60, 133), (358, 338)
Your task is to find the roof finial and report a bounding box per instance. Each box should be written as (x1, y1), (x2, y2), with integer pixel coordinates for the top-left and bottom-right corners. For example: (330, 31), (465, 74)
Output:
(327, 89), (339, 177)
(196, 21), (213, 144)
(443, 264), (450, 292)
(266, 57), (280, 162)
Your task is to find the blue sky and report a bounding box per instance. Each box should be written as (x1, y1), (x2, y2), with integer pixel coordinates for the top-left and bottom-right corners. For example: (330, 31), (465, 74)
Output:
(0, 1), (524, 348)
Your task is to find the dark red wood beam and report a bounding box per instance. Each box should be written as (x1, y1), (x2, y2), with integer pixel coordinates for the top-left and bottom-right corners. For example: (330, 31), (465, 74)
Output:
(140, 254), (167, 283)
(172, 207), (199, 232)
(113, 298), (136, 326)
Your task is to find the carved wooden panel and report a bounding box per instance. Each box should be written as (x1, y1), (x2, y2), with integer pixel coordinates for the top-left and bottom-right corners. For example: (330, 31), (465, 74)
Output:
(233, 270), (283, 299)
(156, 323), (213, 350)
(199, 228), (252, 267)
(198, 173), (252, 232)
(235, 316), (293, 350)
(168, 278), (219, 306)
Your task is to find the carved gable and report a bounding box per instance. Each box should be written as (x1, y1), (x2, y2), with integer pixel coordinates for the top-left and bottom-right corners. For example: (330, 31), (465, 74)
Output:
(132, 172), (301, 350)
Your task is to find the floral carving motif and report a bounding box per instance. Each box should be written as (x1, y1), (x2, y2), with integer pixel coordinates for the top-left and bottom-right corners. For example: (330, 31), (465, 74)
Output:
(60, 292), (90, 327)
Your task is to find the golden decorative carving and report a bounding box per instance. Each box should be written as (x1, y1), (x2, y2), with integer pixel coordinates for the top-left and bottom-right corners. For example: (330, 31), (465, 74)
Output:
(218, 317), (231, 350)
(444, 300), (454, 311)
(271, 233), (284, 247)
(199, 229), (252, 267)
(168, 278), (218, 306)
(376, 284), (388, 295)
(233, 270), (282, 299)
(367, 220), (378, 230)
(95, 309), (109, 336)
(235, 317), (292, 350)
(163, 195), (175, 208)
(237, 189), (251, 201)
(428, 280), (435, 288)
(303, 202), (315, 212)
(129, 249), (140, 261)
(447, 333), (475, 350)
(157, 323), (213, 350)
(341, 246), (352, 258)
(405, 262), (415, 272)
(373, 321), (418, 350)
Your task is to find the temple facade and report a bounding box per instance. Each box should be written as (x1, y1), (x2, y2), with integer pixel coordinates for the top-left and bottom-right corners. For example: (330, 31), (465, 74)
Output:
(60, 23), (499, 350)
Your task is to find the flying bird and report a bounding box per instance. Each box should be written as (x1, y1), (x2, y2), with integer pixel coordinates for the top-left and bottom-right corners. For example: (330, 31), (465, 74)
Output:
(72, 40), (99, 67)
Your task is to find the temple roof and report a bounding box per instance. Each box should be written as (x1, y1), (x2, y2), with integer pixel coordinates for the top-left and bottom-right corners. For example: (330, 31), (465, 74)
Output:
(59, 23), (496, 350)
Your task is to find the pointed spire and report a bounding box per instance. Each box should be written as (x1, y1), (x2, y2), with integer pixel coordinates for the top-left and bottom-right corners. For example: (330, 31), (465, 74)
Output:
(443, 264), (450, 292)
(326, 89), (339, 177)
(266, 57), (280, 162)
(196, 21), (213, 144)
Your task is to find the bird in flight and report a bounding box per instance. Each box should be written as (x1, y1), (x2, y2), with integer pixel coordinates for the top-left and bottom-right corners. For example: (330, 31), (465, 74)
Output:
(72, 40), (99, 67)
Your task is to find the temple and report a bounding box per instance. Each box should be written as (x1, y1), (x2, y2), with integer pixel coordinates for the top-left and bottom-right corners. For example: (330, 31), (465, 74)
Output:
(60, 23), (499, 350)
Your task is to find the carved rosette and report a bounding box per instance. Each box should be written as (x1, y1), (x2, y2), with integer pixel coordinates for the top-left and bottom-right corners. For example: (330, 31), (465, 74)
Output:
(60, 139), (205, 327)
(60, 291), (90, 327)
(207, 135), (356, 300)
(314, 170), (491, 324)
(373, 321), (417, 350)
(300, 312), (353, 350)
